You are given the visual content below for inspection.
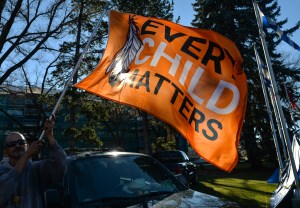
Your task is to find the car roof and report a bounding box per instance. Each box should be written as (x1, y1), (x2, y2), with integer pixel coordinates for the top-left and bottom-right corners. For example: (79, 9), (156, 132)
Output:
(152, 150), (184, 155)
(153, 150), (183, 154)
(64, 148), (147, 161)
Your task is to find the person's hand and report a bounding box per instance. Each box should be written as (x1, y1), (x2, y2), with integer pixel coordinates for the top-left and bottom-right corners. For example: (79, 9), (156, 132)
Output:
(43, 115), (56, 145)
(24, 140), (44, 159)
(15, 140), (44, 172)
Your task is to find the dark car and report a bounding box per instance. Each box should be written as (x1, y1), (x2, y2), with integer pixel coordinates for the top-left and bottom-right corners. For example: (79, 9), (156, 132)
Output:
(45, 149), (240, 208)
(152, 150), (198, 185)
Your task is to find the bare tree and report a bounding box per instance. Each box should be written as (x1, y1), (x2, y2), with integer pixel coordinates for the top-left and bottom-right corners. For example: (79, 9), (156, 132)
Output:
(0, 0), (73, 85)
(0, 53), (61, 142)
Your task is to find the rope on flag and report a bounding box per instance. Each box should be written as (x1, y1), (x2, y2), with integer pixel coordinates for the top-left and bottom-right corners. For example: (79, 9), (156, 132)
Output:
(258, 6), (300, 51)
(74, 10), (248, 172)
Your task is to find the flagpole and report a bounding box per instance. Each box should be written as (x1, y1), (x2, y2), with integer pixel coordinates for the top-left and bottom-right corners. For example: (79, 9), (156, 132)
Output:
(254, 46), (284, 172)
(261, 60), (289, 161)
(38, 1), (110, 140)
(252, 0), (300, 191)
(268, 87), (289, 161)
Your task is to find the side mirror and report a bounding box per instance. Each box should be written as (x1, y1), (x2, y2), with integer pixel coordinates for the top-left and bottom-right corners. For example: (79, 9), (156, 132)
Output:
(45, 189), (62, 208)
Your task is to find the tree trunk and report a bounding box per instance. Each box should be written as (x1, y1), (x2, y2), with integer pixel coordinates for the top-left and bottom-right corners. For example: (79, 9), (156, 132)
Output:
(141, 111), (151, 155)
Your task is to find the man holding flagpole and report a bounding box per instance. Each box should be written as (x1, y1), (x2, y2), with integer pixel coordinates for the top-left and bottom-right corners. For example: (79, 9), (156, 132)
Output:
(0, 117), (67, 208)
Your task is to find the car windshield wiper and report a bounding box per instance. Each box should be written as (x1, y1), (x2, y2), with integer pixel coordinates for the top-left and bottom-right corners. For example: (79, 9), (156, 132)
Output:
(118, 191), (176, 207)
(135, 190), (175, 200)
(80, 192), (176, 207)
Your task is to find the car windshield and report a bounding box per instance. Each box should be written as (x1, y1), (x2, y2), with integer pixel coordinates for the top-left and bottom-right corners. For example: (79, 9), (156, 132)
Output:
(74, 154), (187, 205)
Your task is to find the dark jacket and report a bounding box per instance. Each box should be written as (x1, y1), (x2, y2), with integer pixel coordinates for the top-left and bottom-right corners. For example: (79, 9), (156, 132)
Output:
(0, 142), (67, 208)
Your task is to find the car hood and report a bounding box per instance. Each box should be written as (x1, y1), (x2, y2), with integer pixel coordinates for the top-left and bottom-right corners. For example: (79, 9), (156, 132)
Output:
(127, 189), (240, 208)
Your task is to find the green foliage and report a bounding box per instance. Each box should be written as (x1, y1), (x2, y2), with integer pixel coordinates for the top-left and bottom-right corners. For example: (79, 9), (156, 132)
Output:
(48, 89), (108, 147)
(151, 136), (176, 152)
(64, 126), (102, 147)
(49, 1), (108, 88)
(99, 100), (139, 147)
(47, 0), (111, 147)
(111, 0), (174, 21)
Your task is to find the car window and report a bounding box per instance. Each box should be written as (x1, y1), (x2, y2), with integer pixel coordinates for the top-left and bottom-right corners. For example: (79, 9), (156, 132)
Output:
(74, 155), (187, 204)
(153, 151), (185, 163)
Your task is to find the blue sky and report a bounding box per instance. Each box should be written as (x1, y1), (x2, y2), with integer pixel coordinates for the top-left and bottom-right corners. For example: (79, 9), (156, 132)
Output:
(173, 0), (300, 54)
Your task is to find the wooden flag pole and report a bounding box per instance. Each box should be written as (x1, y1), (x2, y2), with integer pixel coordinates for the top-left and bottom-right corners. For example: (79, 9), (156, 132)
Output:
(38, 1), (110, 140)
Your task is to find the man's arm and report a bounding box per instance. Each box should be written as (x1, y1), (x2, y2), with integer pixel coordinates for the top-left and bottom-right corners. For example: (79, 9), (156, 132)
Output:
(38, 117), (67, 189)
(14, 141), (44, 172)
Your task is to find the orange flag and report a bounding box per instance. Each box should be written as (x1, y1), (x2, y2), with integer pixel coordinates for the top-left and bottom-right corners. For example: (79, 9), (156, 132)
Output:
(74, 10), (247, 172)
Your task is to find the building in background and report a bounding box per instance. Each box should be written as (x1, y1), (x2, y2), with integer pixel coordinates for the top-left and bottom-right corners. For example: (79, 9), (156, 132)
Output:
(0, 85), (146, 159)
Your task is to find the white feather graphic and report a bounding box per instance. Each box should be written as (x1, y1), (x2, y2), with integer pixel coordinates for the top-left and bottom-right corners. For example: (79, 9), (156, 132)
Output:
(105, 16), (143, 86)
